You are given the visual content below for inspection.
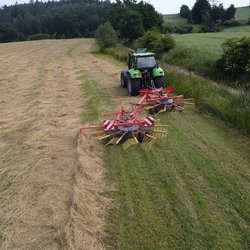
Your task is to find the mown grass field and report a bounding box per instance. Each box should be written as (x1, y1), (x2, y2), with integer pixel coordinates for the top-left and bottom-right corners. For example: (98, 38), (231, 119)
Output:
(76, 44), (250, 249)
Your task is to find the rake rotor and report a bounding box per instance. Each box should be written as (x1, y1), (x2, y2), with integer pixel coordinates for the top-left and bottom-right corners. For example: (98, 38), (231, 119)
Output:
(79, 92), (167, 150)
(140, 86), (194, 114)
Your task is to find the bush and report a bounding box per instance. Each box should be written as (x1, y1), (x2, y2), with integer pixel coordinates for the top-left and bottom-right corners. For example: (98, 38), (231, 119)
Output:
(164, 24), (175, 33)
(134, 30), (175, 57)
(216, 37), (250, 89)
(28, 34), (51, 40)
(17, 32), (26, 41)
(95, 21), (118, 49)
(223, 19), (240, 26)
(175, 26), (193, 34)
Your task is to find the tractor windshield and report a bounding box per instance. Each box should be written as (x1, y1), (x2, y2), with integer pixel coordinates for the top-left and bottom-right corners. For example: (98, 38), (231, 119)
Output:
(136, 56), (156, 69)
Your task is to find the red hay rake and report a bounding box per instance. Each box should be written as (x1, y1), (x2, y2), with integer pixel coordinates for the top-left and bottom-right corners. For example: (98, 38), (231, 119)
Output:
(140, 86), (194, 114)
(79, 86), (194, 149)
(79, 92), (167, 150)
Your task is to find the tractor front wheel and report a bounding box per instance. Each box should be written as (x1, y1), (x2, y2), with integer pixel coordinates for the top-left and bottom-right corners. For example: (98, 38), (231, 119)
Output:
(127, 77), (141, 96)
(154, 76), (165, 89)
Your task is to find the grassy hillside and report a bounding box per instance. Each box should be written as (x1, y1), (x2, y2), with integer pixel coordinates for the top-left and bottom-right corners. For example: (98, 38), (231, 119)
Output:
(165, 26), (250, 78)
(172, 27), (250, 57)
(164, 6), (250, 31)
(77, 45), (250, 249)
(163, 14), (200, 32)
(163, 14), (187, 25)
(235, 6), (250, 23)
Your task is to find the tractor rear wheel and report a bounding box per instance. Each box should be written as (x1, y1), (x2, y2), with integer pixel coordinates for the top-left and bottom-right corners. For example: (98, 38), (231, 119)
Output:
(120, 73), (127, 88)
(127, 77), (141, 96)
(154, 76), (165, 89)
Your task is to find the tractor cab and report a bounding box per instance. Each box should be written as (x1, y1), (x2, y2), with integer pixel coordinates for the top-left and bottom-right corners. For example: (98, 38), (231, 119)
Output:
(128, 50), (157, 71)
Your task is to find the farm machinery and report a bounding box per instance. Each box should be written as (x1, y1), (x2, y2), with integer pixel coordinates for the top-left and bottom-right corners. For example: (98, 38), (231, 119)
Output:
(120, 48), (194, 114)
(120, 48), (165, 96)
(78, 48), (193, 149)
(79, 91), (167, 150)
(139, 86), (194, 114)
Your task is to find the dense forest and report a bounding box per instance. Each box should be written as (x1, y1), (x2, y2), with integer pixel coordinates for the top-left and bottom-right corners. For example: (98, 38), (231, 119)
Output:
(0, 0), (163, 43)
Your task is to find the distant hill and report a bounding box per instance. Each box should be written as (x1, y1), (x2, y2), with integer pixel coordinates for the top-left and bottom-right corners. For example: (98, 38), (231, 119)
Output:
(235, 6), (250, 24)
(164, 6), (250, 29)
(163, 14), (187, 26)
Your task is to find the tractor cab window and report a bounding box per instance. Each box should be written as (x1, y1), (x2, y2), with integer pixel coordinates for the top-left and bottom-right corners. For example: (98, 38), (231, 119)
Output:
(136, 56), (156, 69)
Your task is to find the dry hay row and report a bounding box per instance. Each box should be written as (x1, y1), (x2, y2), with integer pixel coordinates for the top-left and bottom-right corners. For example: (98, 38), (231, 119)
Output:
(64, 40), (114, 250)
(64, 132), (112, 250)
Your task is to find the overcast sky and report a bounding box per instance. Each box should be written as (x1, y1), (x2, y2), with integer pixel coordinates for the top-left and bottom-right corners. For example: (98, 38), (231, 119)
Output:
(0, 0), (249, 14)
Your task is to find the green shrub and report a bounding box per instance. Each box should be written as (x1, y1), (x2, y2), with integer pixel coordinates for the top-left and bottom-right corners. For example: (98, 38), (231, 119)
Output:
(167, 69), (250, 135)
(95, 22), (118, 49)
(17, 32), (26, 41)
(28, 34), (51, 40)
(216, 36), (250, 89)
(134, 30), (175, 57)
(223, 19), (240, 26)
(175, 26), (193, 34)
(164, 24), (175, 33)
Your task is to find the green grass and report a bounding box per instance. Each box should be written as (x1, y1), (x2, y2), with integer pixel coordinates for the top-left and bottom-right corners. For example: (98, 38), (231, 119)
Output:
(163, 14), (188, 25)
(77, 71), (112, 122)
(166, 27), (250, 78)
(166, 67), (250, 135)
(235, 6), (250, 23)
(172, 29), (250, 56)
(104, 113), (250, 249)
(163, 14), (200, 33)
(77, 46), (250, 249)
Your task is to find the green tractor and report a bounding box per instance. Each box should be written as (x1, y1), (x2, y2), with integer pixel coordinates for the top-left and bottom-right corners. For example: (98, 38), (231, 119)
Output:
(120, 48), (165, 96)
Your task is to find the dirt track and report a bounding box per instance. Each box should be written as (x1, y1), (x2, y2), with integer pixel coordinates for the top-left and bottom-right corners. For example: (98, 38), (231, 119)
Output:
(0, 39), (119, 249)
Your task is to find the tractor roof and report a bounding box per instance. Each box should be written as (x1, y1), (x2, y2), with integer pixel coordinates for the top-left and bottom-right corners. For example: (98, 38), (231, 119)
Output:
(132, 52), (155, 57)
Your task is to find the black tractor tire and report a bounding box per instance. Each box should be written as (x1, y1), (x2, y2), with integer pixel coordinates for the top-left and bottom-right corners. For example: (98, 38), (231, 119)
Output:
(154, 76), (165, 89)
(120, 72), (127, 88)
(127, 76), (141, 96)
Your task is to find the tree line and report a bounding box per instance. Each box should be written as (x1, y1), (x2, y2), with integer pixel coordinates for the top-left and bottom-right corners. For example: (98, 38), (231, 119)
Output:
(0, 0), (163, 43)
(180, 0), (236, 31)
